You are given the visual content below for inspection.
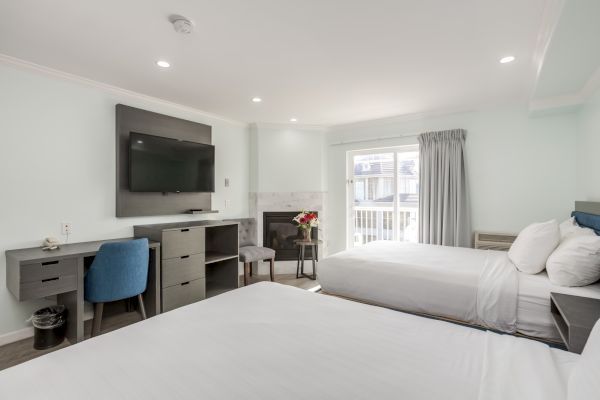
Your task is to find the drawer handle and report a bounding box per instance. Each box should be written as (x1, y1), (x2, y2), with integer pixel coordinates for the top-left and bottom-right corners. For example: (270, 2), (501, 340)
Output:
(181, 281), (190, 286)
(181, 255), (190, 259)
(181, 228), (190, 232)
(42, 277), (59, 283)
(42, 261), (59, 266)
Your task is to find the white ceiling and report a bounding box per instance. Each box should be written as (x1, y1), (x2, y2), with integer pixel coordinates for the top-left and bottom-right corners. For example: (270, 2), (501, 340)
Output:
(0, 0), (550, 126)
(532, 0), (600, 100)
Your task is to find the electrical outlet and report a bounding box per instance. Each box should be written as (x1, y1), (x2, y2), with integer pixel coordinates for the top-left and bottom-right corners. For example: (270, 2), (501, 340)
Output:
(225, 199), (231, 209)
(61, 222), (72, 235)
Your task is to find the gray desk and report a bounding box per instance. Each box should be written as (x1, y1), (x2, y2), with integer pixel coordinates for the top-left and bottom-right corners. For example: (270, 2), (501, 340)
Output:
(550, 292), (600, 354)
(5, 238), (161, 344)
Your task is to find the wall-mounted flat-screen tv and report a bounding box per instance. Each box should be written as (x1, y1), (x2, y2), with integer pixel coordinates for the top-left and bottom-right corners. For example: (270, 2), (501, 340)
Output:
(129, 132), (215, 193)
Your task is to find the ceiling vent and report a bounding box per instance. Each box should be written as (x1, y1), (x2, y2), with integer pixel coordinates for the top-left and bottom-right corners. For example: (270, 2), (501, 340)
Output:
(169, 15), (194, 34)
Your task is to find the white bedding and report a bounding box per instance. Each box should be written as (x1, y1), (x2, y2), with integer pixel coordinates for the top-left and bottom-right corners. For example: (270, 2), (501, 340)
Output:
(517, 271), (600, 339)
(478, 331), (576, 400)
(0, 283), (578, 400)
(318, 240), (600, 340)
(319, 241), (518, 332)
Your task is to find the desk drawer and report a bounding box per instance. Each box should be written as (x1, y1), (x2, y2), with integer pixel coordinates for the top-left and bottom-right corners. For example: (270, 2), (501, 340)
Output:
(162, 278), (205, 312)
(162, 228), (205, 259)
(20, 258), (77, 283)
(162, 254), (205, 288)
(20, 275), (77, 301)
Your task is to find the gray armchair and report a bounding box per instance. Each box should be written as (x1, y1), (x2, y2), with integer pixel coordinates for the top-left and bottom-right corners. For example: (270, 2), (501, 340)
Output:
(226, 218), (276, 286)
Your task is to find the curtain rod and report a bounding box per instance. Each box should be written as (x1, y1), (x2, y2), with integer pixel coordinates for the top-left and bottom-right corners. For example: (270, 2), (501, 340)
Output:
(328, 133), (420, 147)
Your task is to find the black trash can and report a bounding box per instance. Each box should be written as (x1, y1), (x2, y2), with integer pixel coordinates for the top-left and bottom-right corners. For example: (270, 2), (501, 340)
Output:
(31, 305), (67, 350)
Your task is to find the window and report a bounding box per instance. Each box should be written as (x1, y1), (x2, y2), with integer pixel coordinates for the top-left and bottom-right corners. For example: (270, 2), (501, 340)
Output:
(347, 146), (419, 247)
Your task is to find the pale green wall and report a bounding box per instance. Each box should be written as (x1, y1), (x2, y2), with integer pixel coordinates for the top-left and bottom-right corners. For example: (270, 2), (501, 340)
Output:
(326, 107), (579, 255)
(576, 88), (600, 200)
(250, 124), (327, 193)
(0, 63), (250, 337)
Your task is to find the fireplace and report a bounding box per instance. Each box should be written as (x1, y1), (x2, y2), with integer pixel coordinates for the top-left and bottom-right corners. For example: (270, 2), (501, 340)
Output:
(263, 212), (318, 261)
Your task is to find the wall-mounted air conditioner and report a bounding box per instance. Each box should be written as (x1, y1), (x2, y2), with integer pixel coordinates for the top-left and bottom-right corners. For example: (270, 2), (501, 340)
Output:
(474, 232), (517, 251)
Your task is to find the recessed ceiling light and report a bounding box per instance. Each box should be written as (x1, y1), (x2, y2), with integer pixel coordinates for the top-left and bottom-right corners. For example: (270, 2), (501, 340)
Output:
(252, 97), (262, 103)
(156, 60), (171, 68)
(290, 118), (298, 122)
(499, 56), (515, 64)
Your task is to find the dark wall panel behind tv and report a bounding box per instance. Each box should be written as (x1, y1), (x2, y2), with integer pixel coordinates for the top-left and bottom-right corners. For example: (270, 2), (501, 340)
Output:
(116, 104), (212, 217)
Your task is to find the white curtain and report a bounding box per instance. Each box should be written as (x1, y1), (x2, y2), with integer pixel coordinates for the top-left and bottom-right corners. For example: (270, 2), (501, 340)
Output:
(418, 129), (471, 247)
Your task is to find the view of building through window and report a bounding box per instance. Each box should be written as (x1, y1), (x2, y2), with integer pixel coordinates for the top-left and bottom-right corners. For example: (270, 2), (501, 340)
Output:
(350, 148), (419, 246)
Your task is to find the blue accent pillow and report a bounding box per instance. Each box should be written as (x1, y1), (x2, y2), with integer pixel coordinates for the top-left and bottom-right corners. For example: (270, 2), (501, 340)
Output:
(571, 211), (600, 235)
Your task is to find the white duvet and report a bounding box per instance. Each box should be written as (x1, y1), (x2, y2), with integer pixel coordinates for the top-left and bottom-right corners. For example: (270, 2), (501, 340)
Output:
(0, 283), (577, 400)
(319, 241), (518, 332)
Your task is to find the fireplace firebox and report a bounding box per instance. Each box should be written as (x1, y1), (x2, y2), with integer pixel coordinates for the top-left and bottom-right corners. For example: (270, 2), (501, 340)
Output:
(263, 212), (318, 261)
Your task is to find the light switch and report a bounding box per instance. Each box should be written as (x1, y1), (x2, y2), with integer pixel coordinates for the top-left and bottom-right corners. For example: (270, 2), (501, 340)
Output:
(224, 178), (230, 187)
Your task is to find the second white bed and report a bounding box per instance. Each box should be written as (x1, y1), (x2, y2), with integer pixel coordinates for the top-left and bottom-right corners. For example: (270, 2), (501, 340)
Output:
(318, 241), (600, 340)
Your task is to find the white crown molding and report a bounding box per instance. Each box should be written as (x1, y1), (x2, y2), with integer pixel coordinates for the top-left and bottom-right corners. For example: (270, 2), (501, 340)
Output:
(527, 0), (600, 115)
(0, 53), (248, 127)
(327, 106), (475, 132)
(530, 93), (583, 111)
(529, 65), (600, 115)
(529, 0), (566, 101)
(580, 65), (600, 100)
(529, 94), (583, 117)
(251, 122), (328, 132)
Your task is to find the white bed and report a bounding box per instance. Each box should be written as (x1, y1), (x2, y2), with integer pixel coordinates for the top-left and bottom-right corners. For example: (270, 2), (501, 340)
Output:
(518, 271), (600, 338)
(0, 282), (581, 400)
(318, 241), (600, 340)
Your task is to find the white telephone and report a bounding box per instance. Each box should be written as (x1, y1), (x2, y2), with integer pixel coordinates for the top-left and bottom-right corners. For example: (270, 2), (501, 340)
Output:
(42, 237), (61, 251)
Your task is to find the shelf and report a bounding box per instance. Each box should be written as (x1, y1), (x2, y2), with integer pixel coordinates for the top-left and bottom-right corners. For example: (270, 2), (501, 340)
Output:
(205, 252), (239, 264)
(206, 286), (233, 299)
(185, 209), (219, 215)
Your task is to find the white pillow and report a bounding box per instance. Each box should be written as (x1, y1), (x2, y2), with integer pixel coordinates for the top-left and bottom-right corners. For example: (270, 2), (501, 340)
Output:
(559, 217), (595, 241)
(569, 319), (600, 400)
(508, 220), (560, 274)
(546, 234), (600, 287)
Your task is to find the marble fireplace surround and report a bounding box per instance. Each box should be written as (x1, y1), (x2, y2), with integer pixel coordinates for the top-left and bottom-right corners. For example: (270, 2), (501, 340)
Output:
(249, 192), (327, 275)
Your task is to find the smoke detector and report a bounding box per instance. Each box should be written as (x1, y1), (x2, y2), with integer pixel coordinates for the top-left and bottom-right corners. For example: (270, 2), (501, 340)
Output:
(169, 15), (194, 34)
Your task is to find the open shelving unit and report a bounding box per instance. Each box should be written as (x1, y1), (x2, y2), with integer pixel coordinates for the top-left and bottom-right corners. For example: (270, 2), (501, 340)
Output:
(205, 252), (239, 265)
(205, 224), (239, 298)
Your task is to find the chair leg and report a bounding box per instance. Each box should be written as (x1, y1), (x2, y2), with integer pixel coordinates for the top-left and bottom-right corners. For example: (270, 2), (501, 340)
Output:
(137, 294), (147, 320)
(269, 258), (275, 282)
(91, 303), (104, 337)
(249, 262), (253, 277)
(243, 262), (250, 286)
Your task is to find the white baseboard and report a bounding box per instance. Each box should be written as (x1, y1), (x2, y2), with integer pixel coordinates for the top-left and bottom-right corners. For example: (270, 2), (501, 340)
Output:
(0, 326), (34, 347)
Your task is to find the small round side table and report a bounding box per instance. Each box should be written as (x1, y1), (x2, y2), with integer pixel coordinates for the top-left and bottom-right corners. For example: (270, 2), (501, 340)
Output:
(294, 239), (322, 280)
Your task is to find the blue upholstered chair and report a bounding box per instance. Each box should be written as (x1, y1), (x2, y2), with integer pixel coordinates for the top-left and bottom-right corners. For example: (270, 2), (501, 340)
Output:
(84, 238), (149, 337)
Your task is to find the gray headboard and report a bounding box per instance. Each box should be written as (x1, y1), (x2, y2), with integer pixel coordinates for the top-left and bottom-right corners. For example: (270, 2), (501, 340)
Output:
(573, 201), (600, 235)
(575, 201), (600, 215)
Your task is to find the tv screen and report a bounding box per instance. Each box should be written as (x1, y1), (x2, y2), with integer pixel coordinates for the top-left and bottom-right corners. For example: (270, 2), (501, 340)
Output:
(129, 132), (215, 193)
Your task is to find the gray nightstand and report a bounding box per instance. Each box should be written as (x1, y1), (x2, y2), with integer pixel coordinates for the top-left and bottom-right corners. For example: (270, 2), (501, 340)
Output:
(550, 292), (600, 354)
